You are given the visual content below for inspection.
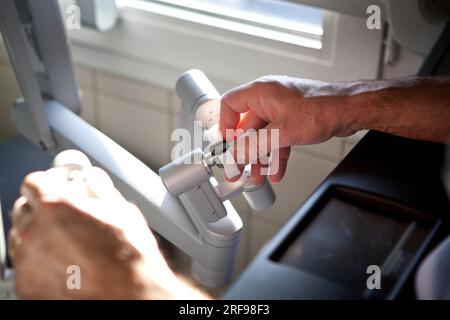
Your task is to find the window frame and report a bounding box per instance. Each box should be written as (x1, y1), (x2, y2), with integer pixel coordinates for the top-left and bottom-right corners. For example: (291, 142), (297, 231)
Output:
(65, 0), (383, 91)
(139, 0), (325, 37)
(116, 0), (325, 49)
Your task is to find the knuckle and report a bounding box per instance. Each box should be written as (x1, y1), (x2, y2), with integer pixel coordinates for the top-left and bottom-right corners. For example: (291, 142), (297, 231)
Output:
(254, 75), (282, 87)
(21, 172), (42, 194)
(12, 196), (28, 217)
(22, 172), (37, 186)
(255, 75), (277, 84)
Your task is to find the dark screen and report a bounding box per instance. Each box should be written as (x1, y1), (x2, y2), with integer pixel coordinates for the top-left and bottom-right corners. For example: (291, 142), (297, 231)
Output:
(278, 198), (421, 291)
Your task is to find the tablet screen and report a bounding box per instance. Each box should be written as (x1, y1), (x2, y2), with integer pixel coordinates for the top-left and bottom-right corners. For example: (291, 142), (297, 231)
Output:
(278, 197), (428, 291)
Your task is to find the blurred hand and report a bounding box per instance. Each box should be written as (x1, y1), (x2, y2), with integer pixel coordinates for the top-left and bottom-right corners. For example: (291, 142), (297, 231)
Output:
(9, 163), (206, 299)
(220, 76), (356, 184)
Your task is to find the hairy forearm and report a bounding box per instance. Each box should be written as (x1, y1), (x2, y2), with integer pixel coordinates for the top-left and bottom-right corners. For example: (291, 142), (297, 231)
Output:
(333, 77), (450, 143)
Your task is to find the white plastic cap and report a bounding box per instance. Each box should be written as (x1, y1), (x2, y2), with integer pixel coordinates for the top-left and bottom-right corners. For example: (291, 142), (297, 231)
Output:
(52, 149), (92, 170)
(243, 178), (276, 211)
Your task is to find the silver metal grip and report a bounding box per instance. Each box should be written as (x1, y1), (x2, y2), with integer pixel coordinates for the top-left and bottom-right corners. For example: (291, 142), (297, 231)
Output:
(159, 149), (210, 196)
(159, 148), (227, 223)
(243, 179), (276, 211)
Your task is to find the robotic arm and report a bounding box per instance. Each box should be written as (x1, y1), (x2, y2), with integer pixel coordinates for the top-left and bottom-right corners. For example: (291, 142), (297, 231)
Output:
(0, 0), (275, 295)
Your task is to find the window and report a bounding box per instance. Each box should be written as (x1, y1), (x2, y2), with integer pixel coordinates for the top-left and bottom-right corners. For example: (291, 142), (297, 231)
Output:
(117, 0), (325, 49)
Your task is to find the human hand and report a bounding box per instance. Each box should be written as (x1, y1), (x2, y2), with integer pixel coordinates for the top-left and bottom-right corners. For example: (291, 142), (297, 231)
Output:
(220, 76), (357, 184)
(9, 153), (206, 299)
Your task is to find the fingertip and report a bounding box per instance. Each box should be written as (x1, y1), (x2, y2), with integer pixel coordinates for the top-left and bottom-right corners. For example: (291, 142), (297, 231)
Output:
(249, 163), (266, 186)
(225, 174), (241, 182)
(266, 147), (290, 184)
(269, 174), (283, 184)
(268, 162), (287, 184)
(250, 174), (265, 186)
(11, 196), (32, 227)
(22, 171), (43, 188)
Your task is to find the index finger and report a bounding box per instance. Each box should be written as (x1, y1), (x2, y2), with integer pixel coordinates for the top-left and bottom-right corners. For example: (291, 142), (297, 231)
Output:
(219, 82), (256, 140)
(219, 99), (241, 141)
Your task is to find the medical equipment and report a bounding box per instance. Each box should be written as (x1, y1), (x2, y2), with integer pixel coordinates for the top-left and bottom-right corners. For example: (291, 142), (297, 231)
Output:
(226, 20), (450, 298)
(0, 0), (276, 295)
(170, 70), (276, 213)
(225, 131), (448, 299)
(1, 0), (447, 301)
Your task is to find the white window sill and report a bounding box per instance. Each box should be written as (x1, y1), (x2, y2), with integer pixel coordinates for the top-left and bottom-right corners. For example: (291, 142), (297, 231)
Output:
(117, 0), (324, 49)
(66, 2), (383, 91)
